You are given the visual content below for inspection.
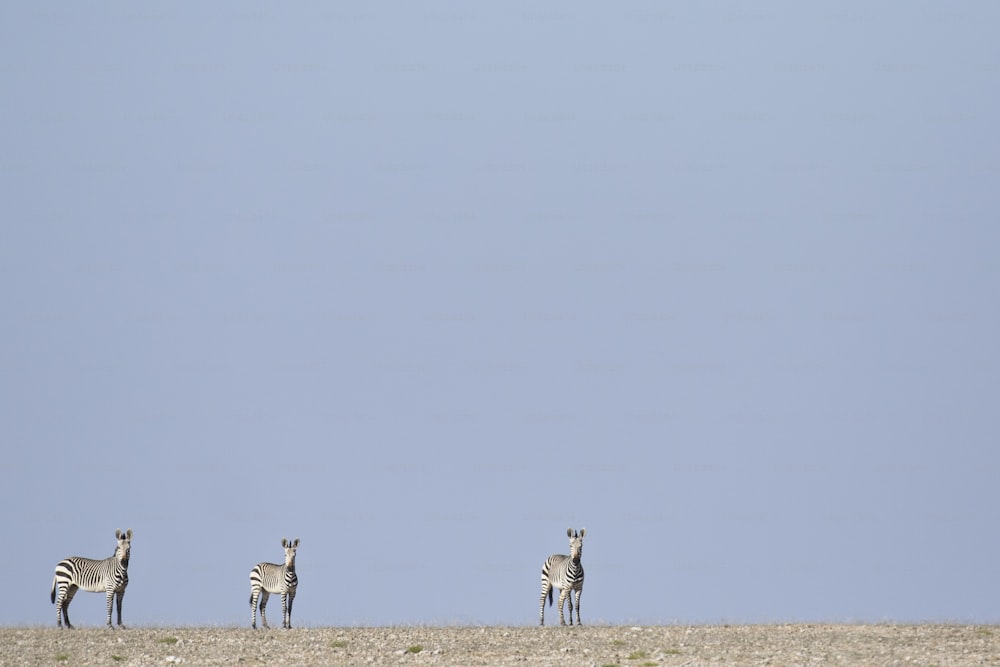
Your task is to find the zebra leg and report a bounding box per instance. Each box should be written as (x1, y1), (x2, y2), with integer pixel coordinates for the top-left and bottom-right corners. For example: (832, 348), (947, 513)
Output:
(116, 589), (126, 628)
(54, 585), (66, 628)
(539, 583), (551, 626)
(54, 585), (63, 628)
(249, 588), (259, 629)
(62, 587), (77, 629)
(258, 590), (271, 629)
(61, 600), (71, 629)
(566, 587), (575, 625)
(284, 591), (295, 629)
(557, 589), (569, 626)
(574, 589), (582, 625)
(105, 589), (115, 627)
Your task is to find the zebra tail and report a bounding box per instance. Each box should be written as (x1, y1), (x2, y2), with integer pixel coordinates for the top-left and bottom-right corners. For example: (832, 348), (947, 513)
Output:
(50, 575), (57, 604)
(548, 587), (553, 607)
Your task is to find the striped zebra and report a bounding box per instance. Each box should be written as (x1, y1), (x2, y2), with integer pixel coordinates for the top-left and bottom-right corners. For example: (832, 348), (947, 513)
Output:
(249, 538), (299, 629)
(539, 528), (585, 626)
(50, 528), (132, 629)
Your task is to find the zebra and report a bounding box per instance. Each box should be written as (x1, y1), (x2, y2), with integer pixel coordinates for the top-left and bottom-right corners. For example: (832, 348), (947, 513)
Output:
(249, 537), (299, 629)
(50, 528), (132, 629)
(539, 528), (585, 626)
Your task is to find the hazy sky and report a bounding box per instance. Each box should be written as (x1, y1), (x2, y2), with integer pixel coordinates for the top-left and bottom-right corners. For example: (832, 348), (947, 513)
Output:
(2, 2), (998, 626)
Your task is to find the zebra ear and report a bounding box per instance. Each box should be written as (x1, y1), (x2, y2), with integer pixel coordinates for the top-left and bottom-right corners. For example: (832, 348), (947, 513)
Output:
(579, 528), (586, 538)
(282, 538), (288, 548)
(567, 528), (573, 537)
(116, 529), (122, 540)
(293, 538), (300, 547)
(126, 529), (133, 540)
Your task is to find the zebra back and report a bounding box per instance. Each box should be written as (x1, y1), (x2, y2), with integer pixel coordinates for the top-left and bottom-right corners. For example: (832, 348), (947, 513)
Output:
(250, 561), (298, 594)
(53, 556), (125, 593)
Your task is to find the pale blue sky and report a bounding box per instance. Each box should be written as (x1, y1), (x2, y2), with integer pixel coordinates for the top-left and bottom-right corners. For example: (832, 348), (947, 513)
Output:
(2, 2), (998, 626)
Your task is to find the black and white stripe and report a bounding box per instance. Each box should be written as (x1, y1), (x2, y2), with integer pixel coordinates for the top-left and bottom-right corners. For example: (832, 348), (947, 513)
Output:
(249, 537), (299, 629)
(539, 528), (585, 626)
(50, 529), (132, 629)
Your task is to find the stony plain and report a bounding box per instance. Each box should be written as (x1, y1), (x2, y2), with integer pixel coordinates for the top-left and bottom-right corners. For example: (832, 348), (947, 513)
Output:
(2, 624), (998, 666)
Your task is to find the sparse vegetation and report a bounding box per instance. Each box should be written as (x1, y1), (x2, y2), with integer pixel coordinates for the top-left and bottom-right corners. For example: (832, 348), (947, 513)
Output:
(406, 645), (423, 654)
(330, 639), (348, 648)
(55, 654), (69, 661)
(112, 656), (126, 662)
(158, 636), (179, 645)
(627, 650), (649, 660)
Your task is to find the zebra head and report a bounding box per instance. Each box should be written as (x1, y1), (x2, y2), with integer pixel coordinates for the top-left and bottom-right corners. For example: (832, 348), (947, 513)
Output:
(567, 528), (585, 563)
(281, 538), (300, 569)
(115, 528), (133, 566)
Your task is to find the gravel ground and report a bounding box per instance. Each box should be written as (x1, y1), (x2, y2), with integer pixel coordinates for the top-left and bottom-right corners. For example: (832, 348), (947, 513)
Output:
(2, 624), (997, 666)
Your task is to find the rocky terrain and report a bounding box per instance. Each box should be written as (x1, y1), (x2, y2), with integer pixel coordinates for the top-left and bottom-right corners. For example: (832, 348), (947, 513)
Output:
(2, 624), (997, 666)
